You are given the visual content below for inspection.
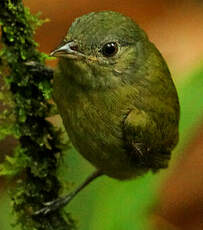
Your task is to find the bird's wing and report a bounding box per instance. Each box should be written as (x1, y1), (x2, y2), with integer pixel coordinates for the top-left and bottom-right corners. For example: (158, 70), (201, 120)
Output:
(123, 108), (171, 170)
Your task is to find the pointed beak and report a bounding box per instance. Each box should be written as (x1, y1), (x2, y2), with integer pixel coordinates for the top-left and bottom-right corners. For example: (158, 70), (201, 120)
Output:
(50, 41), (82, 59)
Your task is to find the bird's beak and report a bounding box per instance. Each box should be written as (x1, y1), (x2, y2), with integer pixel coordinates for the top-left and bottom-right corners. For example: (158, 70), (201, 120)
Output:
(50, 41), (83, 59)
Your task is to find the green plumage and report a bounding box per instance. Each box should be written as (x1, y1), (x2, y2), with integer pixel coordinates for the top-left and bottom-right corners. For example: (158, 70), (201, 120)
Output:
(53, 11), (179, 180)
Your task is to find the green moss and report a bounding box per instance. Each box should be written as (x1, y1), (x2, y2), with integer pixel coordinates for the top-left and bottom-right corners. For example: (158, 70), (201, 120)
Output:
(0, 0), (76, 229)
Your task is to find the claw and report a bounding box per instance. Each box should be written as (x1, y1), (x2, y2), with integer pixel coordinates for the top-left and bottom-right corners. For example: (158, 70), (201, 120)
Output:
(34, 203), (57, 215)
(34, 195), (73, 215)
(24, 61), (38, 66)
(43, 201), (54, 206)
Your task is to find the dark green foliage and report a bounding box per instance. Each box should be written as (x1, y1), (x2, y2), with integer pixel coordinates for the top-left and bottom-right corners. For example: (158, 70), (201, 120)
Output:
(0, 0), (76, 229)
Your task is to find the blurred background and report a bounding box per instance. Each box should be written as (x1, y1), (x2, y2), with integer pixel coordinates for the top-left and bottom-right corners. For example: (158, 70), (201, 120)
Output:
(0, 0), (203, 229)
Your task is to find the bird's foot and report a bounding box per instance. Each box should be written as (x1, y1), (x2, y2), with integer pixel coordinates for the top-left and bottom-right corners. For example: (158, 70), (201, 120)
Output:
(25, 61), (53, 79)
(34, 170), (103, 215)
(34, 193), (73, 215)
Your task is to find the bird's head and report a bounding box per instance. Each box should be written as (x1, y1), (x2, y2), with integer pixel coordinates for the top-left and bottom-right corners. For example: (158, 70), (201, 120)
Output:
(51, 11), (160, 89)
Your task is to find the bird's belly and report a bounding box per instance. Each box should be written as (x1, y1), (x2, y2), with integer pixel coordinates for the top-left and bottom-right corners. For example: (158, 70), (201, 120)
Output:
(60, 99), (139, 179)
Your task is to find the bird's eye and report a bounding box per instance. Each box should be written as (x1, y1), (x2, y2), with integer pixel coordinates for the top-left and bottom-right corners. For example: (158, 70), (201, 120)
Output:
(101, 42), (118, 57)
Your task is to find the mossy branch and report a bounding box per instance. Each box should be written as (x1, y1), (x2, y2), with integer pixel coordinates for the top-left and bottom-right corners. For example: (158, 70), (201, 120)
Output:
(0, 0), (76, 229)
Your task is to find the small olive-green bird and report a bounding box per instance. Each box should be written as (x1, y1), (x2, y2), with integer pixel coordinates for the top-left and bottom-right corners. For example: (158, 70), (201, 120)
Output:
(36, 11), (179, 215)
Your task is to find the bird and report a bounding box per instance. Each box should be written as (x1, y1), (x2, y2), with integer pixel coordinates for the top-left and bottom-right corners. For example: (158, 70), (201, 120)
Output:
(35, 11), (180, 215)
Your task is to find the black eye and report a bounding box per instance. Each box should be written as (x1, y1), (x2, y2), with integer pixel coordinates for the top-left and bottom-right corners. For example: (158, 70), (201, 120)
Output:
(101, 42), (118, 57)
